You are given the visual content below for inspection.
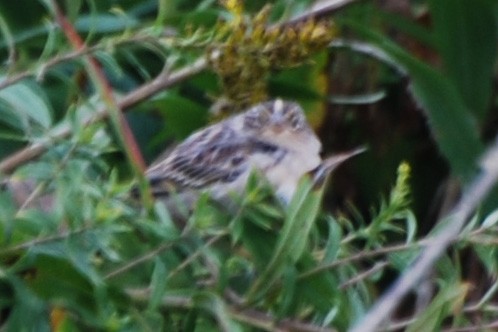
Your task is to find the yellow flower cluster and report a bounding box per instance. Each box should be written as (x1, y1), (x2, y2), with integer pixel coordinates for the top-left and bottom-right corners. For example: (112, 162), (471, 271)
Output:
(392, 161), (411, 207)
(208, 1), (337, 116)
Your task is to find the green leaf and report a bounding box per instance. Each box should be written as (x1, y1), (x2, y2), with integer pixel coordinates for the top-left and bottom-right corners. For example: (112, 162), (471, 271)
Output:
(283, 178), (323, 262)
(4, 274), (50, 332)
(329, 91), (387, 105)
(322, 216), (342, 265)
(153, 200), (180, 240)
(276, 265), (297, 317)
(194, 292), (242, 332)
(75, 14), (139, 33)
(247, 177), (322, 300)
(295, 253), (340, 314)
(474, 243), (498, 274)
(346, 22), (483, 180)
(481, 209), (498, 229)
(407, 282), (469, 332)
(149, 257), (168, 310)
(377, 10), (434, 47)
(95, 51), (125, 81)
(0, 80), (53, 131)
(237, 218), (278, 269)
(0, 190), (16, 243)
(388, 248), (420, 271)
(429, 0), (498, 121)
(403, 210), (417, 243)
(151, 94), (208, 141)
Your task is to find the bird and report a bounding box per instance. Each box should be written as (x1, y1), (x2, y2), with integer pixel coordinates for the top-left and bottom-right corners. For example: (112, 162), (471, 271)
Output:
(2, 99), (363, 216)
(144, 99), (364, 215)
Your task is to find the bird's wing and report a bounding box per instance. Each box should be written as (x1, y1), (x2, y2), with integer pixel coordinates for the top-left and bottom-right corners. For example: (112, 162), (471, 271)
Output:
(146, 123), (284, 196)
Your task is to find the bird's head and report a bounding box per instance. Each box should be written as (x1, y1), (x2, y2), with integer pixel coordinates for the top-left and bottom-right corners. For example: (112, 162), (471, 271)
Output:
(243, 99), (309, 135)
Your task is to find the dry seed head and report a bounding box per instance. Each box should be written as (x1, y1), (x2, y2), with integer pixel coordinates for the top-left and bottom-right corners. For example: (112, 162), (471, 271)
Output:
(209, 4), (337, 115)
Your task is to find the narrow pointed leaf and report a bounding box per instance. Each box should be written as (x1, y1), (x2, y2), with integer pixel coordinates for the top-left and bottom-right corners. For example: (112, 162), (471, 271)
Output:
(429, 0), (498, 121)
(247, 177), (323, 300)
(345, 22), (483, 180)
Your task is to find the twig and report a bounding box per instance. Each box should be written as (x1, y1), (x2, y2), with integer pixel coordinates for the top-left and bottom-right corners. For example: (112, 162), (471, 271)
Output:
(105, 242), (175, 280)
(14, 141), (78, 214)
(381, 304), (498, 331)
(464, 303), (498, 314)
(105, 233), (226, 280)
(0, 47), (94, 91)
(298, 240), (426, 280)
(339, 261), (389, 289)
(16, 180), (48, 212)
(0, 35), (155, 91)
(329, 39), (407, 75)
(382, 318), (415, 331)
(126, 288), (194, 307)
(0, 227), (93, 255)
(0, 144), (47, 174)
(230, 308), (337, 332)
(166, 233), (226, 280)
(127, 289), (337, 332)
(287, 0), (363, 24)
(351, 138), (498, 332)
(441, 320), (498, 332)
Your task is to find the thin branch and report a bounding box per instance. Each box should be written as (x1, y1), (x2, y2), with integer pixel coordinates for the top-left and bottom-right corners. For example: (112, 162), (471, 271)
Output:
(298, 240), (426, 280)
(442, 320), (498, 332)
(329, 39), (407, 75)
(351, 138), (498, 332)
(118, 57), (208, 109)
(0, 227), (93, 255)
(0, 144), (47, 174)
(0, 47), (94, 91)
(16, 180), (48, 211)
(105, 242), (175, 280)
(381, 306), (498, 331)
(166, 233), (226, 280)
(105, 232), (226, 280)
(287, 0), (363, 25)
(0, 35), (156, 91)
(464, 303), (498, 314)
(127, 289), (337, 332)
(14, 141), (78, 214)
(126, 288), (194, 307)
(339, 261), (389, 289)
(230, 308), (337, 332)
(383, 318), (415, 332)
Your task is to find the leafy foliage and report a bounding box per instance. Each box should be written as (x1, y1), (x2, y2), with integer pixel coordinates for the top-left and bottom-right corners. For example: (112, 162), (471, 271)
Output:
(1, 0), (498, 331)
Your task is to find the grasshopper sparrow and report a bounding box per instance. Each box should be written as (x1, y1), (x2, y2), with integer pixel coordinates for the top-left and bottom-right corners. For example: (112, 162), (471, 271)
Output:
(2, 100), (362, 214)
(146, 99), (363, 209)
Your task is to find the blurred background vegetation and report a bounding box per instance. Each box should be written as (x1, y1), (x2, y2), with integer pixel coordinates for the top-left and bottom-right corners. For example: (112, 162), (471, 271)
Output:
(1, 0), (498, 331)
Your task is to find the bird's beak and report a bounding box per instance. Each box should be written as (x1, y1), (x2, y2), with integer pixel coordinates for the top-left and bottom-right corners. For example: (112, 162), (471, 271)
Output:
(270, 112), (288, 134)
(311, 146), (367, 188)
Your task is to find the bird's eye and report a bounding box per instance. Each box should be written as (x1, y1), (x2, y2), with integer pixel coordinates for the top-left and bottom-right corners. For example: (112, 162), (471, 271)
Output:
(230, 155), (245, 166)
(244, 107), (272, 130)
(259, 109), (271, 123)
(289, 113), (303, 130)
(254, 141), (278, 153)
(243, 112), (259, 129)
